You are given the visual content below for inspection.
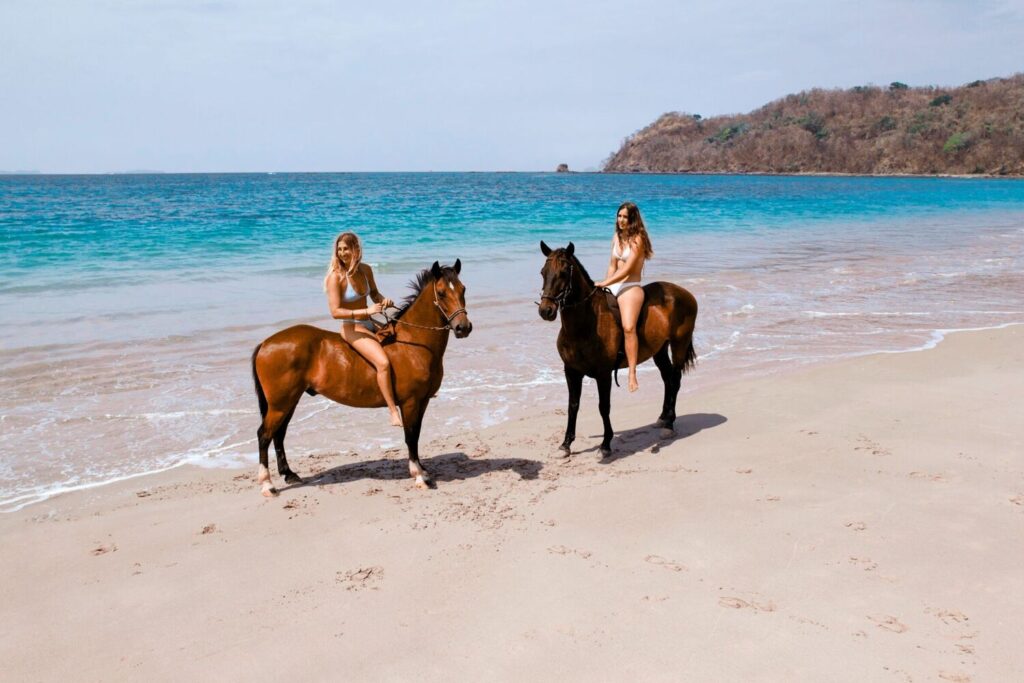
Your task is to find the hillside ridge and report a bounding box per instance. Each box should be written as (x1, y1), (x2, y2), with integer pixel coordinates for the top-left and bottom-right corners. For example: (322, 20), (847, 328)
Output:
(603, 75), (1024, 176)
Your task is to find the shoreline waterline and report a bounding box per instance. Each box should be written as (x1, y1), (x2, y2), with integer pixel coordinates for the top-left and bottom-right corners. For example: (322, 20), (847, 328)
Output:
(4, 321), (1021, 513)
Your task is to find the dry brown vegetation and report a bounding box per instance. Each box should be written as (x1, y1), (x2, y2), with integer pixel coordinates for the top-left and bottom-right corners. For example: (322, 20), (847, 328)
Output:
(603, 75), (1024, 175)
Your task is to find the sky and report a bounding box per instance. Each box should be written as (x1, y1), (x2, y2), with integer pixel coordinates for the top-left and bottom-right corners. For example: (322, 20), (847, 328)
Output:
(2, 0), (1022, 173)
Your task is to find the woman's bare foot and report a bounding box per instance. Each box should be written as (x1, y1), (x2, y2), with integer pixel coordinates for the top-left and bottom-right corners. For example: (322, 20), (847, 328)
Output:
(389, 409), (403, 427)
(628, 373), (639, 392)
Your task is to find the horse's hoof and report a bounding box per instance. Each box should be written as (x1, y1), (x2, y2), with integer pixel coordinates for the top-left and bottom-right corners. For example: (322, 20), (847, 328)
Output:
(414, 475), (436, 490)
(261, 486), (279, 498)
(284, 472), (303, 484)
(600, 447), (612, 459)
(659, 427), (675, 439)
(655, 419), (670, 429)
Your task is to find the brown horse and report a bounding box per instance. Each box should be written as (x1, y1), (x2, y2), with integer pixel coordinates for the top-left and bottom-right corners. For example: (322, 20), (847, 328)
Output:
(538, 241), (697, 457)
(251, 261), (472, 495)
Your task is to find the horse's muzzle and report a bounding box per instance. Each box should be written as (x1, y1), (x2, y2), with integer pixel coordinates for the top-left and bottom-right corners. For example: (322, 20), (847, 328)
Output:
(538, 301), (558, 321)
(453, 318), (473, 338)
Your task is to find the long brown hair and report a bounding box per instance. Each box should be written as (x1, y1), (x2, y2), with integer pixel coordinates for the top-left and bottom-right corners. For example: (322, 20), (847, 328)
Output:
(322, 231), (362, 291)
(615, 202), (653, 259)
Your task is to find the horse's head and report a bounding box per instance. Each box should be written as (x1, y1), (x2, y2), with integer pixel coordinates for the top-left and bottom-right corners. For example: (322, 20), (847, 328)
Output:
(430, 259), (473, 338)
(538, 240), (577, 321)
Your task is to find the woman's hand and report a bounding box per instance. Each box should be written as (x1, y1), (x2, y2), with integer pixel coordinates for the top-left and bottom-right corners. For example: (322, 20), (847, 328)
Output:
(369, 302), (385, 315)
(381, 297), (394, 309)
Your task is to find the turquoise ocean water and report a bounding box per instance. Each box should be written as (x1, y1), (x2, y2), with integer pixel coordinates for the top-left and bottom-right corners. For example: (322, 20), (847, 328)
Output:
(2, 173), (1024, 509)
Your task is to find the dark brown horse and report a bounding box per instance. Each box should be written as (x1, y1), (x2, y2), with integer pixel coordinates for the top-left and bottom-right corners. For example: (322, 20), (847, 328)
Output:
(538, 241), (697, 457)
(251, 261), (472, 495)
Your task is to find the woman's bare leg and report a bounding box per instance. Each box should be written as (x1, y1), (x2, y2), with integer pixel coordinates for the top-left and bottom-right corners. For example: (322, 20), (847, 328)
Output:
(341, 326), (403, 426)
(618, 287), (645, 392)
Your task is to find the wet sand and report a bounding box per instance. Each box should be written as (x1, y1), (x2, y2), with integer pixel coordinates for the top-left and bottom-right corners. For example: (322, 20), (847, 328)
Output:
(2, 325), (1022, 681)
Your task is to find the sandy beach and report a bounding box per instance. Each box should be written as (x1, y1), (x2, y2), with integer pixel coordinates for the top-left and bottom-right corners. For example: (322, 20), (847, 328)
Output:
(2, 324), (1022, 681)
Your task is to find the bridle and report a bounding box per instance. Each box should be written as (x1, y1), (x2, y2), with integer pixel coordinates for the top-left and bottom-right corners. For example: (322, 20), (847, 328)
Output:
(386, 275), (468, 332)
(537, 258), (599, 310)
(432, 277), (468, 327)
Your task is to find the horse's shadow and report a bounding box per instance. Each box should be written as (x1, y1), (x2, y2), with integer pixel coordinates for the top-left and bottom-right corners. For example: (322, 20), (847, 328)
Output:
(576, 412), (728, 463)
(283, 451), (543, 491)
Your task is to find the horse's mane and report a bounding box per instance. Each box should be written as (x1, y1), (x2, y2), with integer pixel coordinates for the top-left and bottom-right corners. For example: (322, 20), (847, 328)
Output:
(391, 265), (456, 320)
(565, 250), (595, 287)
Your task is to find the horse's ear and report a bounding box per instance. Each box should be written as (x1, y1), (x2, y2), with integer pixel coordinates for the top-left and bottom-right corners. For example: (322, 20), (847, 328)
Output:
(540, 241), (551, 256)
(431, 261), (442, 279)
(566, 242), (575, 257)
(453, 258), (461, 274)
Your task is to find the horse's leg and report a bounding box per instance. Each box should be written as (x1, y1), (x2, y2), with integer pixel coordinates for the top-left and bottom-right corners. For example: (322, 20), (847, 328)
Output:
(273, 405), (303, 484)
(560, 365), (584, 456)
(653, 345), (675, 430)
(402, 396), (434, 489)
(596, 371), (614, 458)
(257, 408), (289, 498)
(663, 335), (689, 431)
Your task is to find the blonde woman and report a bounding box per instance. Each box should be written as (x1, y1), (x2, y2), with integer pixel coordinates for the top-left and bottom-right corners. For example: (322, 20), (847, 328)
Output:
(595, 202), (654, 392)
(324, 231), (402, 426)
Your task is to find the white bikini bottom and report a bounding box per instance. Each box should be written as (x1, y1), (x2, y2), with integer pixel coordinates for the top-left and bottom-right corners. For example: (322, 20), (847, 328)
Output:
(608, 281), (642, 297)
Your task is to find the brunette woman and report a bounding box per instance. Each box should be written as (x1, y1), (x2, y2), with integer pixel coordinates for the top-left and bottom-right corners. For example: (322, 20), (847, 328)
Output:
(594, 202), (654, 392)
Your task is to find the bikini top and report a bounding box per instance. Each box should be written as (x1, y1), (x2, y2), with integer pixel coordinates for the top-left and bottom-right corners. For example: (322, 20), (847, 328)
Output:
(340, 270), (370, 302)
(613, 240), (632, 262)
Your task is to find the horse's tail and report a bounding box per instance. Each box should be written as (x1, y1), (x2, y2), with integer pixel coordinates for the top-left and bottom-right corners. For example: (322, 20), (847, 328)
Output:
(251, 343), (268, 420)
(677, 290), (698, 374)
(681, 336), (697, 374)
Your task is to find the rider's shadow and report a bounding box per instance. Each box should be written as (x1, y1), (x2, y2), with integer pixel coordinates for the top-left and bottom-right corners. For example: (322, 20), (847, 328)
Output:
(579, 412), (728, 463)
(292, 451), (543, 490)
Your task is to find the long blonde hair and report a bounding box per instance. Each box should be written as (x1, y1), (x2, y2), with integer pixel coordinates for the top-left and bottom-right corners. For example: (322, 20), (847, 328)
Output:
(615, 202), (654, 259)
(323, 231), (362, 292)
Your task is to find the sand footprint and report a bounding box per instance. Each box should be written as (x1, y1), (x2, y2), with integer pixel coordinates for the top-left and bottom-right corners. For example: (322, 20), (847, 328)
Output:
(868, 615), (908, 633)
(937, 672), (971, 683)
(645, 555), (687, 572)
(854, 435), (890, 456)
(848, 556), (878, 571)
(548, 545), (592, 559)
(909, 471), (946, 482)
(935, 609), (969, 625)
(719, 596), (776, 612)
(336, 566), (384, 591)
